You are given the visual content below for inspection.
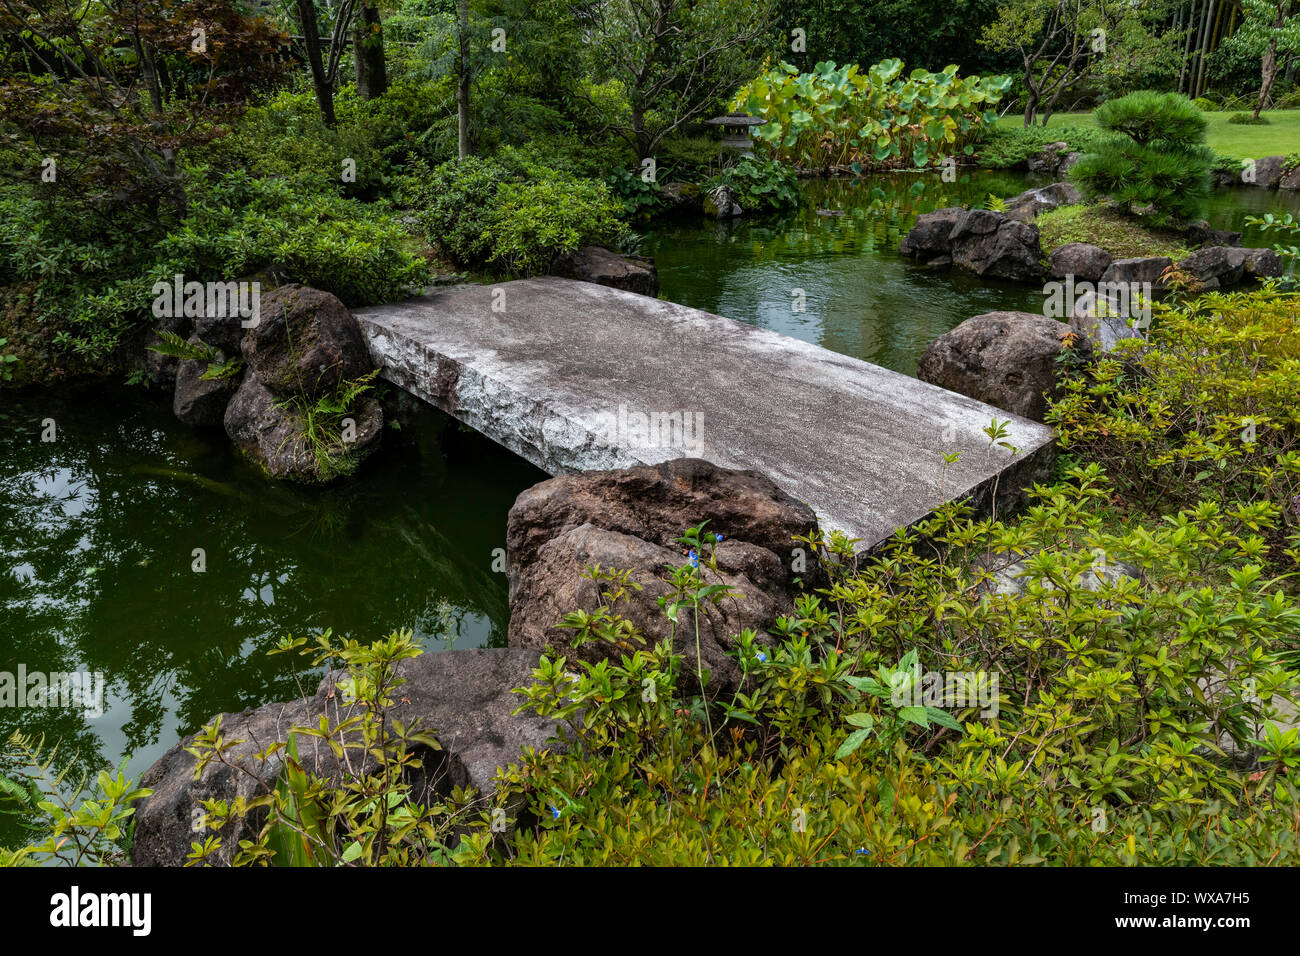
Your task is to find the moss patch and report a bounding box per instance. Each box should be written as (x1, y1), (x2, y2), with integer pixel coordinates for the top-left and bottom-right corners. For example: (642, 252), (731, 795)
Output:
(1037, 204), (1192, 260)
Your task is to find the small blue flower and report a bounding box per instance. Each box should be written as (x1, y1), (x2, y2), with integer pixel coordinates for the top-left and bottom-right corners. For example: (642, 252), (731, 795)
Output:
(689, 549), (699, 568)
(856, 847), (871, 855)
(755, 651), (768, 663)
(715, 533), (723, 542)
(550, 805), (561, 819)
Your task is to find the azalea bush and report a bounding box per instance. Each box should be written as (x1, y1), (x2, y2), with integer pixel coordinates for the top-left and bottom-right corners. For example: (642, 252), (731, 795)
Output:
(401, 156), (626, 276)
(734, 59), (1012, 173)
(1049, 287), (1300, 573)
(456, 468), (1300, 865)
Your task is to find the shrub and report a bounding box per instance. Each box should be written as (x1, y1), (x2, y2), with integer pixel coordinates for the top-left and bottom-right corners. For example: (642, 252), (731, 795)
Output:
(155, 170), (431, 307)
(475, 472), (1300, 864)
(1228, 112), (1271, 125)
(1049, 286), (1300, 573)
(402, 157), (627, 275)
(973, 123), (1111, 168)
(402, 157), (509, 267)
(1092, 90), (1209, 151)
(1070, 91), (1213, 221)
(704, 157), (800, 213)
(481, 176), (627, 276)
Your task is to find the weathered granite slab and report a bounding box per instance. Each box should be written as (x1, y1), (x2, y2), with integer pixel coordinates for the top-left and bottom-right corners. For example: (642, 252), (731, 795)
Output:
(354, 278), (1056, 550)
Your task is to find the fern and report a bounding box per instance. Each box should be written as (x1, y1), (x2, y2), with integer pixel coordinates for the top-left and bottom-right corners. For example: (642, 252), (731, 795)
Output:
(984, 193), (1007, 212)
(147, 329), (217, 363)
(201, 356), (245, 381)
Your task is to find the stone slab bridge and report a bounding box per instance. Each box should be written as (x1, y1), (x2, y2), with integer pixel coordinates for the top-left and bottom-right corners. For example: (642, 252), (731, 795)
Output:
(353, 278), (1055, 551)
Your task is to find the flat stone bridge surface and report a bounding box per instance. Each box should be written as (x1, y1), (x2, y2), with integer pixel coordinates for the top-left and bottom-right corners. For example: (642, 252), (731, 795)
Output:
(354, 278), (1055, 550)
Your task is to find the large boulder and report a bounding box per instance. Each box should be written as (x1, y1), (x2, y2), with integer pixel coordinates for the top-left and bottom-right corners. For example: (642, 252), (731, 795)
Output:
(1099, 256), (1173, 289)
(1003, 182), (1082, 223)
(1026, 141), (1070, 175)
(131, 648), (562, 867)
(917, 311), (1069, 423)
(1184, 220), (1242, 248)
(1281, 163), (1300, 191)
(1068, 288), (1145, 355)
(947, 210), (1045, 282)
(506, 458), (818, 697)
(1244, 155), (1285, 188)
(703, 185), (743, 218)
(660, 181), (703, 215)
(193, 310), (246, 356)
(898, 207), (965, 261)
(173, 340), (241, 429)
(1178, 246), (1283, 290)
(143, 312), (191, 390)
(241, 285), (372, 400)
(1048, 242), (1112, 284)
(551, 246), (659, 297)
(223, 374), (383, 483)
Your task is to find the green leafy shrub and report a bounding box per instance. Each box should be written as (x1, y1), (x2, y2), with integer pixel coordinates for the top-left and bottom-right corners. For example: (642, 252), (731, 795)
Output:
(402, 157), (626, 275)
(465, 470), (1300, 864)
(606, 168), (671, 220)
(1069, 91), (1213, 221)
(704, 157), (800, 213)
(187, 628), (468, 866)
(1049, 287), (1300, 574)
(736, 59), (1012, 173)
(481, 176), (627, 276)
(402, 156), (509, 267)
(216, 81), (454, 199)
(1228, 112), (1271, 125)
(1, 733), (150, 867)
(155, 169), (429, 307)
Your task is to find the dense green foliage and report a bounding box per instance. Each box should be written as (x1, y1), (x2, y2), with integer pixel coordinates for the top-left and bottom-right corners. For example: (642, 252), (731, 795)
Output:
(1051, 287), (1300, 576)
(973, 123), (1111, 168)
(400, 155), (627, 275)
(704, 157), (801, 212)
(1069, 91), (1214, 221)
(0, 170), (429, 365)
(736, 60), (1011, 172)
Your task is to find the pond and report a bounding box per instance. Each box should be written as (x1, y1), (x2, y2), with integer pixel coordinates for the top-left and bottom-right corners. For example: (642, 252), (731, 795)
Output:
(641, 170), (1300, 376)
(0, 387), (545, 846)
(3, 169), (1296, 847)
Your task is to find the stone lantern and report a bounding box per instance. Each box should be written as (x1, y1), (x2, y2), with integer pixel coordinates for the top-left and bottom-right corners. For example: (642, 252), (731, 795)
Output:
(705, 113), (766, 158)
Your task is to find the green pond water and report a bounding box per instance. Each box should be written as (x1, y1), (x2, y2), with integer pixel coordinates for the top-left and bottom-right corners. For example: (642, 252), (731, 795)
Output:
(0, 387), (545, 845)
(642, 171), (1300, 375)
(3, 171), (1297, 847)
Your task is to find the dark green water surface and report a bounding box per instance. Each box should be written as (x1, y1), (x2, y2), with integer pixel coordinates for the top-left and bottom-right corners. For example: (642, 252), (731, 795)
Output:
(0, 387), (544, 845)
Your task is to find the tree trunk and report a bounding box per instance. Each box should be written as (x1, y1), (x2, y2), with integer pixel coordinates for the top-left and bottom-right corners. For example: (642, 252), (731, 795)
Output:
(1254, 5), (1288, 120)
(131, 32), (185, 216)
(354, 1), (388, 100)
(296, 0), (336, 128)
(456, 0), (472, 159)
(1255, 39), (1279, 119)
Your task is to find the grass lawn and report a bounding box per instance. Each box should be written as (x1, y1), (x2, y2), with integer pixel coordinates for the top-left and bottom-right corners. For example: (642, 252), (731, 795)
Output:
(995, 109), (1300, 159)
